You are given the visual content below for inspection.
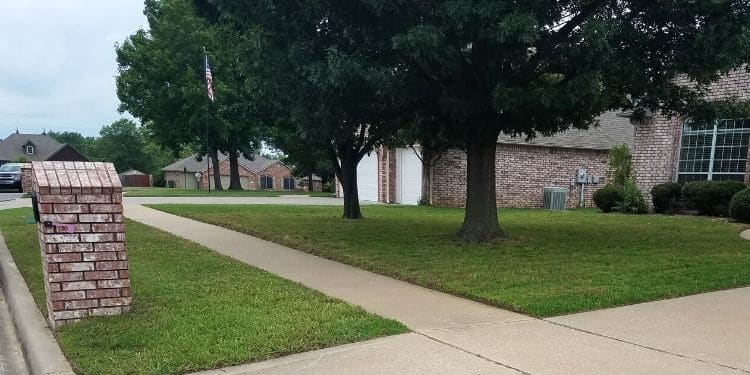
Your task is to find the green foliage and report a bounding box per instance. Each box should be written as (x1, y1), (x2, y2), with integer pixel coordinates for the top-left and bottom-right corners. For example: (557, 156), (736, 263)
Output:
(11, 155), (29, 163)
(651, 182), (683, 213)
(153, 204), (750, 317)
(593, 184), (622, 213)
(0, 209), (405, 375)
(682, 180), (747, 216)
(729, 188), (750, 223)
(615, 179), (648, 214)
(47, 131), (98, 159)
(608, 145), (633, 186)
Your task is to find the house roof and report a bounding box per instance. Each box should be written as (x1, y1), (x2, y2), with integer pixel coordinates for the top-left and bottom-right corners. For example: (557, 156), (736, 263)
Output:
(0, 133), (69, 161)
(496, 111), (634, 150)
(162, 153), (287, 174)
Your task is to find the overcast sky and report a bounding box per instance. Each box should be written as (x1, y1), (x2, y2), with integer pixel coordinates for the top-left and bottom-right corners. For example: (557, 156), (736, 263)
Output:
(0, 1), (147, 138)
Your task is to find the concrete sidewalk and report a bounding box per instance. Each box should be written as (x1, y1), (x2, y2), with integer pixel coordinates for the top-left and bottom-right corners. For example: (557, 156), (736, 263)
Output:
(125, 204), (748, 375)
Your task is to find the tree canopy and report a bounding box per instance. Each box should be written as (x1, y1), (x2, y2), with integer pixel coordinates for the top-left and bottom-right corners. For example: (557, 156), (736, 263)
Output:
(193, 0), (750, 241)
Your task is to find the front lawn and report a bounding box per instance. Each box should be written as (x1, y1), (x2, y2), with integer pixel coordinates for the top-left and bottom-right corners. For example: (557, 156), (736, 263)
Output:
(0, 208), (405, 375)
(124, 187), (333, 198)
(151, 205), (750, 317)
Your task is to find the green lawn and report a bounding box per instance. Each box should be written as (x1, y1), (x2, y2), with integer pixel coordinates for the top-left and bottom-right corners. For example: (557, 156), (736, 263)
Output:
(151, 204), (750, 317)
(0, 208), (405, 375)
(124, 187), (333, 198)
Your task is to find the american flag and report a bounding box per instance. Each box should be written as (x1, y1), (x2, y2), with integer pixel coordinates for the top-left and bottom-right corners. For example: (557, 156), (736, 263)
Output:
(205, 54), (215, 102)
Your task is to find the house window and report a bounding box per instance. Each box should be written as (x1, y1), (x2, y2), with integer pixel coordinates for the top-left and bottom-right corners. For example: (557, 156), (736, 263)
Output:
(260, 176), (273, 189)
(283, 177), (295, 190)
(26, 145), (34, 155)
(677, 118), (750, 183)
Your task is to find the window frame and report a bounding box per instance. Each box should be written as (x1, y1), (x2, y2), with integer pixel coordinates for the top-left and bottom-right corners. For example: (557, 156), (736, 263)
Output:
(677, 118), (750, 183)
(260, 176), (273, 189)
(25, 145), (34, 155)
(283, 177), (295, 190)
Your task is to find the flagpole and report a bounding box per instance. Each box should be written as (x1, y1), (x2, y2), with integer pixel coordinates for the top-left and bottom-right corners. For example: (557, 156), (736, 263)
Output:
(203, 47), (211, 194)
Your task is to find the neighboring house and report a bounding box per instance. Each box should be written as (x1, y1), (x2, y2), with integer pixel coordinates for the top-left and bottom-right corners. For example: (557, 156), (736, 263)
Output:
(337, 111), (634, 208)
(0, 133), (89, 164)
(633, 69), (750, 199)
(162, 153), (303, 191)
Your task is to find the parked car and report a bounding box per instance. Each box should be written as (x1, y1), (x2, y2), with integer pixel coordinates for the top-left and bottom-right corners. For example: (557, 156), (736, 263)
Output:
(0, 163), (23, 192)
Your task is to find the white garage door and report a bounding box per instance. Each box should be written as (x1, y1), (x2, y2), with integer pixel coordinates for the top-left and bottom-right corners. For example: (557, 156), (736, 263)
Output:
(357, 153), (379, 202)
(396, 147), (423, 205)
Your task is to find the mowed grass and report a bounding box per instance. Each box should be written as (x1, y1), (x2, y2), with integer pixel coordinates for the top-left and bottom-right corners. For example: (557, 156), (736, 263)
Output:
(151, 204), (750, 317)
(124, 187), (333, 198)
(0, 208), (405, 375)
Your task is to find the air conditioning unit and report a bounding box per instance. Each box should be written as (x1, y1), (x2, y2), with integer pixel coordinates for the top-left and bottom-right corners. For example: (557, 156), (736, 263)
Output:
(543, 187), (567, 211)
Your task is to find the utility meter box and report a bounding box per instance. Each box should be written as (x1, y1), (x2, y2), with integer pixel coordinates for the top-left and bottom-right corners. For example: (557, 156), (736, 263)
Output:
(576, 168), (588, 184)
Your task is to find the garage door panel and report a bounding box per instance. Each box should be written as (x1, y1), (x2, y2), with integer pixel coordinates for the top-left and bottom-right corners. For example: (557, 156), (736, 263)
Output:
(357, 154), (379, 202)
(397, 148), (423, 205)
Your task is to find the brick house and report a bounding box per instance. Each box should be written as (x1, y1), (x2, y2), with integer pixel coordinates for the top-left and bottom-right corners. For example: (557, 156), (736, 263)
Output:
(337, 111), (633, 208)
(0, 132), (89, 164)
(632, 69), (750, 199)
(162, 153), (310, 191)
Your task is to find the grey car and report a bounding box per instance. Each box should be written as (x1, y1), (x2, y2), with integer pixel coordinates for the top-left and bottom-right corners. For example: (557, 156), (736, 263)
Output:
(0, 163), (23, 192)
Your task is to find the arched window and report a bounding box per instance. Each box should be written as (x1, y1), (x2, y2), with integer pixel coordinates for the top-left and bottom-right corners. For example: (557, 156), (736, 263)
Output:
(677, 118), (750, 183)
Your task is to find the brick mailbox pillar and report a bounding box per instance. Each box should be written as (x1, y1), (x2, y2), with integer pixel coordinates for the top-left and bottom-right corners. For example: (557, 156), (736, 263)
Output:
(31, 161), (131, 328)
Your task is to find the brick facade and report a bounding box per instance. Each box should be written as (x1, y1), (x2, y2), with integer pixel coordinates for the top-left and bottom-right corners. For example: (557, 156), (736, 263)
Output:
(199, 158), (258, 190)
(377, 148), (397, 203)
(632, 69), (750, 198)
(431, 145), (609, 208)
(20, 163), (32, 193)
(256, 162), (296, 191)
(32, 161), (130, 328)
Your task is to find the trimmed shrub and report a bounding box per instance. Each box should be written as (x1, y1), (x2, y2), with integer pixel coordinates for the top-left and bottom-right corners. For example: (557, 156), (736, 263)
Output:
(615, 179), (648, 214)
(651, 182), (682, 213)
(593, 184), (622, 213)
(682, 180), (747, 216)
(729, 188), (750, 223)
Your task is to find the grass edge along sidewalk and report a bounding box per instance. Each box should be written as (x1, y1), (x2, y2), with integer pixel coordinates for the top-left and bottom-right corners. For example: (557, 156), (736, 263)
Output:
(0, 208), (405, 375)
(149, 204), (750, 318)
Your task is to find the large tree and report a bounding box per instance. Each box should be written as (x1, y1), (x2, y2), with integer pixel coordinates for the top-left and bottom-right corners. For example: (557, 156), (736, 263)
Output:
(116, 0), (261, 190)
(195, 0), (408, 218)
(389, 0), (750, 241)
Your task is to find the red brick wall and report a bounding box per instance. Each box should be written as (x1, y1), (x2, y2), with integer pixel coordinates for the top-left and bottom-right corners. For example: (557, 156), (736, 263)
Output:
(32, 161), (130, 328)
(20, 163), (32, 193)
(377, 148), (397, 203)
(256, 162), (295, 191)
(632, 69), (750, 198)
(431, 145), (609, 208)
(200, 158), (258, 190)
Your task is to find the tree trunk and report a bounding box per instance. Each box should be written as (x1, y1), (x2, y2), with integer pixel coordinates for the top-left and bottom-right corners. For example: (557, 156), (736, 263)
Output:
(228, 150), (243, 190)
(210, 149), (223, 191)
(338, 154), (363, 219)
(420, 147), (433, 205)
(308, 172), (314, 192)
(458, 126), (503, 242)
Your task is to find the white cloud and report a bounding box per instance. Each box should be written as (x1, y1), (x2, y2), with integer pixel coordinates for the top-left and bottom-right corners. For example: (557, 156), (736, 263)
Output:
(0, 1), (147, 137)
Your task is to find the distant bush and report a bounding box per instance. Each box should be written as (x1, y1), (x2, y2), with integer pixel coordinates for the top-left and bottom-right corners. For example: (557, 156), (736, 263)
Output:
(615, 179), (648, 214)
(608, 144), (633, 186)
(651, 182), (682, 213)
(729, 188), (750, 223)
(682, 180), (747, 216)
(593, 184), (622, 213)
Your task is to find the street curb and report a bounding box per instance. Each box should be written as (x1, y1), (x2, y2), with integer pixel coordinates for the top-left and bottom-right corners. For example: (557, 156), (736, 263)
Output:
(0, 235), (75, 375)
